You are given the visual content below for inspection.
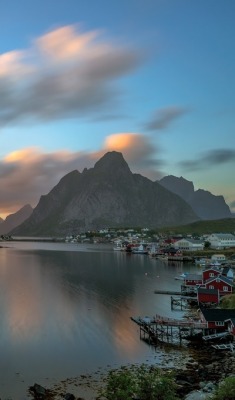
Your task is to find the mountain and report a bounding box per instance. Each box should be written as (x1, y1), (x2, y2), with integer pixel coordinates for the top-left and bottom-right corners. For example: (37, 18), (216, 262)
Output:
(11, 152), (199, 236)
(0, 204), (33, 235)
(0, 217), (3, 224)
(159, 175), (232, 220)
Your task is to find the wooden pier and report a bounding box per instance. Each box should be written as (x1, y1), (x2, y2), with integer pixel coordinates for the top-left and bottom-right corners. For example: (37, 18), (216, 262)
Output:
(154, 290), (182, 295)
(171, 295), (198, 310)
(131, 315), (207, 345)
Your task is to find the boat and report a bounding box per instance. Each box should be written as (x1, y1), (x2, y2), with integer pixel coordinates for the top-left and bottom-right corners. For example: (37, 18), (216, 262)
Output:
(113, 241), (126, 251)
(174, 273), (188, 280)
(194, 257), (209, 267)
(131, 244), (148, 254)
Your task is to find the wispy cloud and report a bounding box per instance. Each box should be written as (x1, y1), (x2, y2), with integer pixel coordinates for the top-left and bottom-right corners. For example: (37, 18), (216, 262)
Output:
(0, 25), (143, 126)
(0, 133), (164, 217)
(146, 106), (188, 131)
(179, 149), (235, 171)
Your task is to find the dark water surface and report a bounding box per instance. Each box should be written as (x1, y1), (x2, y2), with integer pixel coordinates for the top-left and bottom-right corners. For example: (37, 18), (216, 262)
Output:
(0, 242), (199, 398)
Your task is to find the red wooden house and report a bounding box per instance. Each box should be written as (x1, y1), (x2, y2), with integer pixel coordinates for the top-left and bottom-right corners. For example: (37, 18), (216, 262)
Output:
(202, 267), (221, 283)
(200, 309), (235, 332)
(184, 273), (203, 286)
(197, 288), (220, 306)
(203, 275), (233, 296)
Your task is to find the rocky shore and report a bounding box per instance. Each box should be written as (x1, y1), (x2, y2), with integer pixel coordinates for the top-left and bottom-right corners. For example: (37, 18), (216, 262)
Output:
(25, 343), (235, 400)
(174, 344), (235, 399)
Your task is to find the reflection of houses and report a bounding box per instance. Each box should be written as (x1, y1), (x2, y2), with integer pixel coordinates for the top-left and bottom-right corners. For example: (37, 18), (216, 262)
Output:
(174, 238), (204, 252)
(206, 233), (235, 249)
(200, 309), (235, 332)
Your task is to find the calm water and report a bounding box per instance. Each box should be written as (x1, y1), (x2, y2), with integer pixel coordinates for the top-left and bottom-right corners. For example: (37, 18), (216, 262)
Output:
(0, 241), (199, 399)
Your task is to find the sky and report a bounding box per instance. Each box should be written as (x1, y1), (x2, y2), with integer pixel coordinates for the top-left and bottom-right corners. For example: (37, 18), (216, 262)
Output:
(0, 0), (235, 219)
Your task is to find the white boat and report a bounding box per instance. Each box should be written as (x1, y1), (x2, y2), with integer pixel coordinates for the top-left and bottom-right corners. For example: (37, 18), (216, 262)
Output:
(194, 258), (209, 267)
(174, 273), (188, 280)
(131, 244), (148, 254)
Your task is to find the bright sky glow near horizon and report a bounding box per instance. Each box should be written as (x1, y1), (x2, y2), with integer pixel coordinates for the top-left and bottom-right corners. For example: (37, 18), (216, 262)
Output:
(0, 0), (235, 219)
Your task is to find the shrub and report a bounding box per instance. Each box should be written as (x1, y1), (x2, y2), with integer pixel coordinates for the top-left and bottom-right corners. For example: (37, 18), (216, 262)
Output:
(101, 364), (179, 400)
(210, 376), (235, 400)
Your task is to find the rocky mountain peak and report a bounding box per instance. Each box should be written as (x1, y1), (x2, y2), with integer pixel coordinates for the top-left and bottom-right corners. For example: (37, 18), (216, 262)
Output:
(94, 151), (131, 176)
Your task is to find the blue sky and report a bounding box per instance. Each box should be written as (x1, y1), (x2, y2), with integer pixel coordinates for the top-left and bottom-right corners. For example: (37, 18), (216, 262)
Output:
(0, 0), (235, 218)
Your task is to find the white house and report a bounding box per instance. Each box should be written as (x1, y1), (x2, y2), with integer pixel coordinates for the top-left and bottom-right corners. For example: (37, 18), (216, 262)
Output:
(206, 233), (235, 249)
(174, 238), (204, 252)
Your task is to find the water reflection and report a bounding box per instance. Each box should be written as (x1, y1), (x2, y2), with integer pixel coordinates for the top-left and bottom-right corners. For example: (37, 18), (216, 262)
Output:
(0, 243), (198, 398)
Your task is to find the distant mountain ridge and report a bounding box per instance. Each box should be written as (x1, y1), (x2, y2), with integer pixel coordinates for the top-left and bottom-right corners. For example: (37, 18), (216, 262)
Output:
(0, 204), (33, 235)
(11, 152), (199, 236)
(159, 175), (232, 220)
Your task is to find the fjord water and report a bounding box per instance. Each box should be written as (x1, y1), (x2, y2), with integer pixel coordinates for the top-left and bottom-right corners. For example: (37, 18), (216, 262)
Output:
(0, 242), (198, 398)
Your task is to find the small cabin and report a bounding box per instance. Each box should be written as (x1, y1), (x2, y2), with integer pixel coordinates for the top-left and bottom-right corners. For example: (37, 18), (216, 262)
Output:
(211, 254), (226, 263)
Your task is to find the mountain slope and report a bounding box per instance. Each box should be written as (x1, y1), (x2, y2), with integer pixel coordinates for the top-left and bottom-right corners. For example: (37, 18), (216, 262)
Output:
(12, 152), (199, 236)
(0, 204), (33, 235)
(159, 175), (232, 220)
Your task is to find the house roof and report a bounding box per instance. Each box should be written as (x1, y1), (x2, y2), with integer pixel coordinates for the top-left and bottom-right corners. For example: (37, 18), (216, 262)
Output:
(175, 238), (204, 244)
(200, 308), (235, 321)
(203, 266), (221, 273)
(204, 275), (234, 286)
(198, 288), (219, 295)
(209, 233), (235, 240)
(185, 274), (203, 280)
(222, 266), (233, 274)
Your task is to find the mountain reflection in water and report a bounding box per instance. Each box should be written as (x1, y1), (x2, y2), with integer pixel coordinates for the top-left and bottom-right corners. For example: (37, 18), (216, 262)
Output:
(0, 242), (198, 399)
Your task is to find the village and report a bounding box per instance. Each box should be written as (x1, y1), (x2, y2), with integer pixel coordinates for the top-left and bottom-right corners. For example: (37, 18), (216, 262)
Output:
(132, 261), (235, 351)
(128, 232), (235, 352)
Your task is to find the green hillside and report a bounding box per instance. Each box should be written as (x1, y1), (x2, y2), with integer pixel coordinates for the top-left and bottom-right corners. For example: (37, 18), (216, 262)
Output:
(159, 218), (235, 235)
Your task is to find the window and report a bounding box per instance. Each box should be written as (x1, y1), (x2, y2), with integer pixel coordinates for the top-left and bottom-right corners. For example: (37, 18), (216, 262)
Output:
(223, 286), (228, 291)
(215, 321), (224, 326)
(209, 273), (214, 277)
(209, 285), (214, 289)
